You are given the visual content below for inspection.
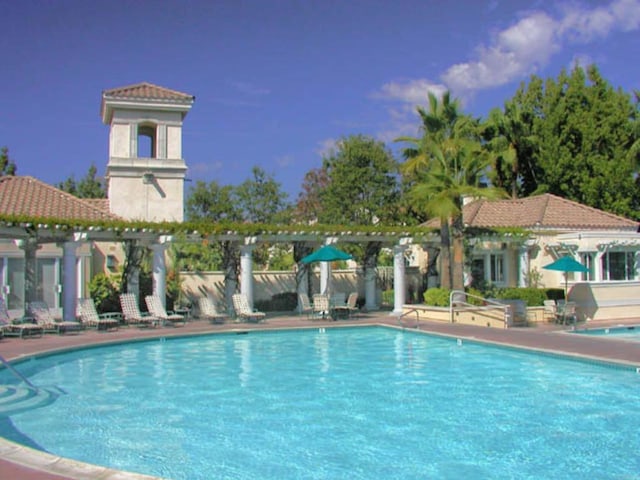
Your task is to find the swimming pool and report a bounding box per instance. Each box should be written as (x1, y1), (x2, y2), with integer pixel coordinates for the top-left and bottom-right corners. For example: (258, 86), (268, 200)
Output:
(1, 326), (639, 479)
(574, 325), (640, 342)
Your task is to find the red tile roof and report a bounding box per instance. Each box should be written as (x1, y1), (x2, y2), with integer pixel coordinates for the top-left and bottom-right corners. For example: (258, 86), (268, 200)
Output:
(425, 194), (638, 230)
(0, 176), (120, 222)
(102, 82), (194, 102)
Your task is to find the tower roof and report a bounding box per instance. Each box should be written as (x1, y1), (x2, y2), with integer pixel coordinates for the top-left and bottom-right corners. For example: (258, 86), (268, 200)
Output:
(101, 82), (195, 123)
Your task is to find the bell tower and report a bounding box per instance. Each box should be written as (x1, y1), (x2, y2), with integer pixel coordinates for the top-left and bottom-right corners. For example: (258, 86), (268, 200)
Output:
(101, 82), (195, 222)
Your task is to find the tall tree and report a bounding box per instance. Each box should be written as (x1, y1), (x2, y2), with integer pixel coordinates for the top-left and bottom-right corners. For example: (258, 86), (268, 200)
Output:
(235, 166), (290, 224)
(57, 164), (106, 198)
(294, 167), (328, 223)
(398, 92), (505, 290)
(482, 100), (538, 199)
(508, 65), (640, 218)
(319, 134), (400, 226)
(0, 147), (17, 175)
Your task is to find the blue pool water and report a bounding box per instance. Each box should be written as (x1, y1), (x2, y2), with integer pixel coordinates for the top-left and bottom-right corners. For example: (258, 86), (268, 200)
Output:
(574, 325), (640, 342)
(1, 327), (640, 479)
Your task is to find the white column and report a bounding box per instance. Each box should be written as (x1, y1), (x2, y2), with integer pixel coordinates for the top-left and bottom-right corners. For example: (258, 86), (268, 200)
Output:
(320, 261), (331, 295)
(60, 233), (86, 321)
(62, 241), (80, 321)
(240, 241), (255, 308)
(392, 244), (407, 315)
(365, 262), (377, 311)
(518, 246), (530, 287)
(151, 243), (168, 309)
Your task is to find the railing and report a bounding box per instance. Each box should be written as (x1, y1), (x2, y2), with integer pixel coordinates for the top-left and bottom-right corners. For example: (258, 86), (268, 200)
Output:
(449, 290), (511, 328)
(0, 353), (38, 391)
(398, 308), (421, 329)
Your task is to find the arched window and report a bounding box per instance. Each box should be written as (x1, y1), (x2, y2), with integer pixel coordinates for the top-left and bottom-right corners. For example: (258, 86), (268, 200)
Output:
(138, 123), (157, 158)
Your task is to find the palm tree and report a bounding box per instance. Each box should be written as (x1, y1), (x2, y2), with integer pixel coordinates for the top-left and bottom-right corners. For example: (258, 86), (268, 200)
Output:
(397, 92), (505, 290)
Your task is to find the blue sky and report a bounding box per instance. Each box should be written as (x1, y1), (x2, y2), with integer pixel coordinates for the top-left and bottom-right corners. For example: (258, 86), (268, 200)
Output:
(1, 0), (639, 200)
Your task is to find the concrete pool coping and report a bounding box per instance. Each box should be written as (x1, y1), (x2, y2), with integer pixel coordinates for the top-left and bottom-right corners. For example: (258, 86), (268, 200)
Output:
(1, 312), (640, 479)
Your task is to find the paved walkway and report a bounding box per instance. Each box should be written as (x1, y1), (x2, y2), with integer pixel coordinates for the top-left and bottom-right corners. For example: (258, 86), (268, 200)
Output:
(1, 312), (639, 479)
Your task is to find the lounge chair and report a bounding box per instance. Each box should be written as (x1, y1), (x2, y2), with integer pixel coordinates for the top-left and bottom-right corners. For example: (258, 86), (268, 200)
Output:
(27, 301), (82, 334)
(0, 297), (43, 338)
(145, 295), (186, 327)
(298, 293), (313, 318)
(119, 293), (157, 328)
(543, 300), (557, 323)
(312, 294), (329, 320)
(231, 293), (266, 323)
(77, 298), (120, 331)
(197, 297), (227, 324)
(345, 292), (359, 318)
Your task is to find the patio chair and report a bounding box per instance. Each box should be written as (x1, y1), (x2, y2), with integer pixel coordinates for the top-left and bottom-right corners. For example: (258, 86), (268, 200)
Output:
(543, 300), (557, 323)
(119, 293), (157, 328)
(312, 294), (329, 320)
(0, 297), (43, 338)
(27, 301), (82, 335)
(145, 295), (186, 327)
(345, 292), (360, 318)
(197, 296), (227, 324)
(77, 298), (120, 331)
(298, 293), (313, 318)
(557, 301), (577, 326)
(231, 293), (266, 323)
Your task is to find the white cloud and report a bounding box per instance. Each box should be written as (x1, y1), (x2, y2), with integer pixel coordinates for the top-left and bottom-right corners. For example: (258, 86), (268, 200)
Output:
(443, 12), (559, 92)
(559, 0), (640, 42)
(316, 138), (338, 158)
(276, 154), (293, 168)
(373, 79), (447, 104)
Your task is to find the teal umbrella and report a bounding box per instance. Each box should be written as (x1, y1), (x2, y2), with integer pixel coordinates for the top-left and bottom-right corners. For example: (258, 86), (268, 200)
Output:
(543, 256), (588, 297)
(301, 245), (352, 264)
(301, 245), (353, 295)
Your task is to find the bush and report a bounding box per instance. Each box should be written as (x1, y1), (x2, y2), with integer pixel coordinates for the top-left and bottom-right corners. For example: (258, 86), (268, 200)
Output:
(423, 288), (451, 307)
(88, 273), (121, 314)
(495, 287), (547, 306)
(255, 292), (298, 312)
(381, 289), (393, 306)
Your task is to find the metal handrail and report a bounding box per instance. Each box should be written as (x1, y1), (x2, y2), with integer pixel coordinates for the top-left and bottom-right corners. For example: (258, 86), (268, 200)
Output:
(0, 353), (38, 391)
(398, 308), (420, 329)
(449, 290), (510, 328)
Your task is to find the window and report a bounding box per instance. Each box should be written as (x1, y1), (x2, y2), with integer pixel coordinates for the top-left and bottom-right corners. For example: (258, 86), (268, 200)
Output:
(471, 253), (505, 285)
(137, 124), (157, 158)
(601, 251), (637, 281)
(580, 252), (596, 281)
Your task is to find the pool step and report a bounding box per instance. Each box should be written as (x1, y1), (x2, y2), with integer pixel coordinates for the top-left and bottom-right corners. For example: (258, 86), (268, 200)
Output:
(0, 385), (61, 416)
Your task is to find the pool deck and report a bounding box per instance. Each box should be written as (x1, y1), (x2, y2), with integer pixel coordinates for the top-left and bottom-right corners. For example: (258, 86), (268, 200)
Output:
(1, 311), (640, 479)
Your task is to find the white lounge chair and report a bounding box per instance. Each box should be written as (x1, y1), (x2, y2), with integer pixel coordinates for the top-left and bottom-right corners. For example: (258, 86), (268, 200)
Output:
(119, 293), (157, 328)
(77, 298), (120, 331)
(0, 297), (43, 338)
(312, 294), (329, 320)
(145, 295), (186, 327)
(232, 293), (266, 323)
(27, 301), (82, 334)
(198, 297), (227, 324)
(298, 293), (313, 318)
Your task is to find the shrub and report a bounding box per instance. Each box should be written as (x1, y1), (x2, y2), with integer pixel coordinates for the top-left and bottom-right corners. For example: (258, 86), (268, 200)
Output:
(423, 288), (451, 307)
(255, 292), (298, 312)
(89, 273), (121, 314)
(496, 287), (547, 306)
(381, 289), (394, 306)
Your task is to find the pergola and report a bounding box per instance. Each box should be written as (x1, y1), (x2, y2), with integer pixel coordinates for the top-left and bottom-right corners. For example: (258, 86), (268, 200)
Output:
(0, 215), (440, 321)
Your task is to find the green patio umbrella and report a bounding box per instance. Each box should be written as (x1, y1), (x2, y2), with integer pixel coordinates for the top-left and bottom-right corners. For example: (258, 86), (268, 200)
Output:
(301, 245), (353, 295)
(542, 256), (588, 297)
(301, 245), (352, 264)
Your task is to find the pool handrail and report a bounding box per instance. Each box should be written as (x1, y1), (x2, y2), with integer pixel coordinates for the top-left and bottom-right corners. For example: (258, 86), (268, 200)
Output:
(449, 290), (511, 328)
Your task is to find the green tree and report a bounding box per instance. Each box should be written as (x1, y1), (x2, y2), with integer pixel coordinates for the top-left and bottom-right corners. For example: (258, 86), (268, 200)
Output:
(507, 65), (640, 217)
(57, 164), (106, 198)
(482, 100), (538, 199)
(0, 147), (17, 175)
(318, 135), (400, 226)
(398, 92), (505, 290)
(235, 166), (290, 224)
